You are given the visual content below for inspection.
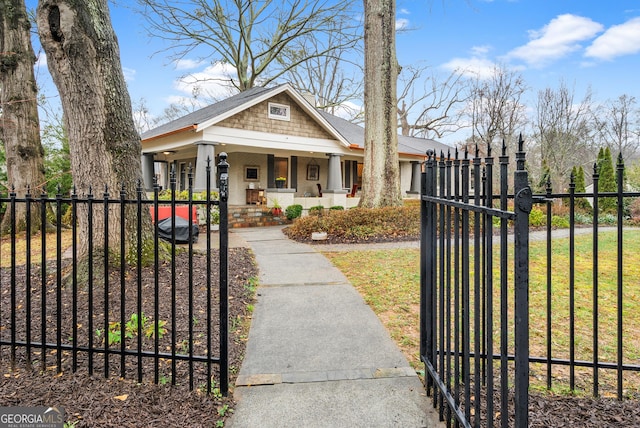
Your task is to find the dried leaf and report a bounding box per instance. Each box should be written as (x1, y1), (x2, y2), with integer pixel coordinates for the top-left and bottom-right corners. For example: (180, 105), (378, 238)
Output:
(114, 394), (128, 401)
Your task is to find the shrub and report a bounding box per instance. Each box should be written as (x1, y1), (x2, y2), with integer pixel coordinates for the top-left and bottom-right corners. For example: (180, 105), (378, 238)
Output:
(551, 215), (570, 229)
(598, 213), (617, 225)
(529, 207), (545, 227)
(330, 206), (344, 211)
(573, 212), (593, 225)
(309, 205), (324, 216)
(285, 204), (303, 220)
(283, 205), (420, 242)
(157, 190), (219, 201)
(629, 197), (640, 220)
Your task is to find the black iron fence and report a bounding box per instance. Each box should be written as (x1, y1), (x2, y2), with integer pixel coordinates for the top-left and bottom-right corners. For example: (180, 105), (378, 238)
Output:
(421, 138), (531, 428)
(533, 152), (640, 401)
(421, 139), (640, 427)
(0, 154), (231, 395)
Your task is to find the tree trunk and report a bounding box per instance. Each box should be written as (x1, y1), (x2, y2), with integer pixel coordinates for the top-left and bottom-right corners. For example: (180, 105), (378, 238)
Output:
(0, 0), (46, 233)
(361, 0), (401, 208)
(36, 0), (151, 259)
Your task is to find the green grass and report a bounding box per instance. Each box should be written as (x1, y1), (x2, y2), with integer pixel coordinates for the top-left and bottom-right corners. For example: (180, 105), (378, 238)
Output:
(324, 229), (640, 395)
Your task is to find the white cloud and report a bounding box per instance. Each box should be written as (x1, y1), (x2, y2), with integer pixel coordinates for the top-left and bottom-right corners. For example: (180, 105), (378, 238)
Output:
(123, 67), (136, 82)
(441, 46), (497, 79)
(399, 8), (410, 15)
(396, 18), (409, 31)
(471, 45), (491, 56)
(174, 58), (205, 71)
(507, 14), (603, 67)
(35, 52), (47, 68)
(172, 62), (238, 101)
(332, 101), (363, 121)
(585, 17), (640, 60)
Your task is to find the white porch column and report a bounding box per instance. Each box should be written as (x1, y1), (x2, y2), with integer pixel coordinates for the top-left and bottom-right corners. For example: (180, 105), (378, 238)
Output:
(326, 153), (345, 192)
(141, 153), (156, 191)
(408, 161), (422, 194)
(194, 141), (217, 192)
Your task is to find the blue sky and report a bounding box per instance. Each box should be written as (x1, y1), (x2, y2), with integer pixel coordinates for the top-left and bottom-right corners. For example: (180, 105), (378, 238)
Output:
(27, 0), (640, 144)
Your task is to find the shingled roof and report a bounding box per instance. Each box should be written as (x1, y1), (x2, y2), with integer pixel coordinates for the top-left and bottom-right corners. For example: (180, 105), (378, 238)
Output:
(141, 83), (451, 157)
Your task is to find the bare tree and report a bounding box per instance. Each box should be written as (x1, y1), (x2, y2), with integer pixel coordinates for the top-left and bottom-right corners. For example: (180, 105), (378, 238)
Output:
(0, 0), (46, 233)
(593, 94), (640, 162)
(37, 0), (151, 259)
(361, 0), (401, 208)
(397, 64), (469, 139)
(467, 65), (528, 155)
(134, 0), (361, 92)
(531, 81), (594, 191)
(284, 17), (363, 120)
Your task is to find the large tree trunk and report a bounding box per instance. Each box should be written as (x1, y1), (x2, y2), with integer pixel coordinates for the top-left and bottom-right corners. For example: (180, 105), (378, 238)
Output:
(36, 0), (151, 259)
(0, 0), (46, 233)
(361, 0), (401, 208)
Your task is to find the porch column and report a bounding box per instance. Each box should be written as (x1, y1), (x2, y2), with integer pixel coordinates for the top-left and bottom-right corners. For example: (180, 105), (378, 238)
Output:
(141, 153), (155, 191)
(326, 153), (345, 192)
(194, 141), (217, 192)
(408, 161), (421, 194)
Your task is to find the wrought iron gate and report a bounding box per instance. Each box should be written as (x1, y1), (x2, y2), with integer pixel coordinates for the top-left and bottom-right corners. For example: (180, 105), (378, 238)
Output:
(420, 138), (531, 428)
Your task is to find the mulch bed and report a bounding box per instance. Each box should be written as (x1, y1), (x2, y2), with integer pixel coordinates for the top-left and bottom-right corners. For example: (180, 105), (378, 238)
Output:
(0, 248), (258, 427)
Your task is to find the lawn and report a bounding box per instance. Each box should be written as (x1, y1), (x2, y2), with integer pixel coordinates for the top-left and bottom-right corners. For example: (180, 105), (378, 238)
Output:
(0, 229), (73, 267)
(324, 229), (640, 396)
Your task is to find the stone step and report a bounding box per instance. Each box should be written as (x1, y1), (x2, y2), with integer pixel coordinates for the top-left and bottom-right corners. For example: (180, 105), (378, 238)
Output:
(228, 205), (290, 228)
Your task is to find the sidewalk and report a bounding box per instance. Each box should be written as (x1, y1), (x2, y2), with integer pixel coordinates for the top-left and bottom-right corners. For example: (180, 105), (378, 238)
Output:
(227, 226), (442, 428)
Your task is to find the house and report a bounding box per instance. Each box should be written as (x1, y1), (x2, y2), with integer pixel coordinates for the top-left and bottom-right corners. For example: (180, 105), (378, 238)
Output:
(140, 83), (450, 210)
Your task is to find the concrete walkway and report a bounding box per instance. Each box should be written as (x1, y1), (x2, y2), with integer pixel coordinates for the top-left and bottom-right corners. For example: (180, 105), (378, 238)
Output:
(226, 226), (442, 428)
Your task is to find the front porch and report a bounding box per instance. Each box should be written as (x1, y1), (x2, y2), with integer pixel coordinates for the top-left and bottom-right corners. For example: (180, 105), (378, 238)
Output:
(228, 189), (362, 228)
(263, 188), (361, 211)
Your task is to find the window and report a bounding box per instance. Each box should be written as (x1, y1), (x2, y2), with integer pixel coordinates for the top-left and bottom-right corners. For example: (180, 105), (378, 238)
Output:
(244, 166), (260, 181)
(268, 102), (290, 121)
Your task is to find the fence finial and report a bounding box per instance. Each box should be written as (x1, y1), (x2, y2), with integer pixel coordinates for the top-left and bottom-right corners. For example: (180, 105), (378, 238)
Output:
(569, 170), (576, 188)
(516, 134), (526, 171)
(518, 133), (524, 152)
(218, 152), (229, 202)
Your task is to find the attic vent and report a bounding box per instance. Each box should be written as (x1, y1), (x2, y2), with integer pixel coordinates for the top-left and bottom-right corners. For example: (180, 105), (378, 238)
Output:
(268, 102), (290, 121)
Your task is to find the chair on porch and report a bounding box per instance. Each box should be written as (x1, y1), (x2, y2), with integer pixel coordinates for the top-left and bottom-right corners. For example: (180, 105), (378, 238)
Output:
(316, 183), (322, 197)
(347, 184), (358, 198)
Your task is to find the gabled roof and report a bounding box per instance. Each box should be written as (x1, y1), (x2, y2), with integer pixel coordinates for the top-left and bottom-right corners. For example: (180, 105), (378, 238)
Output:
(141, 83), (349, 146)
(317, 110), (451, 156)
(141, 83), (451, 156)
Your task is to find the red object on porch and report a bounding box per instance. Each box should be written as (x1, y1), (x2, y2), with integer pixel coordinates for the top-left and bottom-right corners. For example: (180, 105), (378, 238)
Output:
(149, 205), (198, 224)
(347, 184), (358, 197)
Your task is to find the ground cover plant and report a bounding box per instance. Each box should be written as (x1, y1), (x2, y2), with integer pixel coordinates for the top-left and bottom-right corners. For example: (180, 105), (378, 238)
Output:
(0, 231), (258, 427)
